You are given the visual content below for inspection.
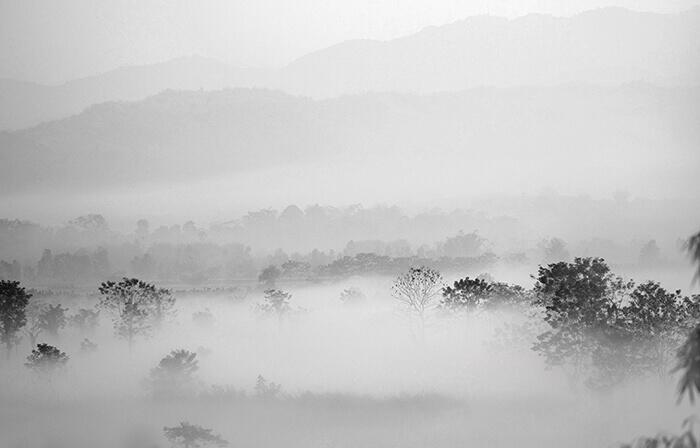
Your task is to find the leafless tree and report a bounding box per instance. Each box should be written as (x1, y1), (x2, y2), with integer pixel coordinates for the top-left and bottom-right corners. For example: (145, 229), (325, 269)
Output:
(392, 266), (443, 338)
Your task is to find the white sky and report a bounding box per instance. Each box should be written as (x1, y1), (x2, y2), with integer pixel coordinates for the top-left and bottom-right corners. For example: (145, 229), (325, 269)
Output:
(1, 0), (699, 83)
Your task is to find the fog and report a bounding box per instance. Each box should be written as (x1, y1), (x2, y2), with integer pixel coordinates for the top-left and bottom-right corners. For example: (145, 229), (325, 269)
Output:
(1, 278), (693, 448)
(2, 1), (700, 447)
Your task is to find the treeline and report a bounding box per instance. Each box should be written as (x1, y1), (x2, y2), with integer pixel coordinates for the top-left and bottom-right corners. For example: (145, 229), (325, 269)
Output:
(9, 243), (498, 287)
(3, 256), (700, 393)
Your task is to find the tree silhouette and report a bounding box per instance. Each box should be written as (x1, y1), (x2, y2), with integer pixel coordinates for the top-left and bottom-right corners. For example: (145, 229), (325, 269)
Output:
(255, 374), (281, 399)
(256, 289), (293, 324)
(339, 287), (365, 306)
(68, 308), (100, 335)
(98, 278), (174, 349)
(392, 266), (443, 338)
(37, 303), (67, 338)
(0, 280), (31, 358)
(686, 231), (700, 284)
(258, 265), (281, 289)
(149, 349), (199, 399)
(163, 422), (228, 448)
(25, 343), (68, 374)
(440, 277), (492, 312)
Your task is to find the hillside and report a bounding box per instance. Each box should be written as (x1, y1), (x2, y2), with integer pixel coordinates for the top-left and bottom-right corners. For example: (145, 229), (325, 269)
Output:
(1, 8), (698, 130)
(1, 85), (697, 204)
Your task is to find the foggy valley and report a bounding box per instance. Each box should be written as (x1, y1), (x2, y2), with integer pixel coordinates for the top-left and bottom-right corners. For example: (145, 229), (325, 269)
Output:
(1, 1), (700, 447)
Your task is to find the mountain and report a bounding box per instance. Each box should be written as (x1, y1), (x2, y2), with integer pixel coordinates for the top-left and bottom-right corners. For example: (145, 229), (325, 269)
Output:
(1, 86), (698, 205)
(0, 56), (269, 131)
(1, 8), (698, 131)
(274, 7), (700, 96)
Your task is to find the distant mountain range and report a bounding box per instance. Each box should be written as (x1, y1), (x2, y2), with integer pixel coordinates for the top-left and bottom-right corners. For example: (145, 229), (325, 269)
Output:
(0, 7), (698, 130)
(1, 85), (698, 200)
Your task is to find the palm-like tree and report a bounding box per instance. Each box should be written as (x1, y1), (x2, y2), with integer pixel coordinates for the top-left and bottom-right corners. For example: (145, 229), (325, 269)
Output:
(675, 325), (700, 403)
(687, 231), (700, 284)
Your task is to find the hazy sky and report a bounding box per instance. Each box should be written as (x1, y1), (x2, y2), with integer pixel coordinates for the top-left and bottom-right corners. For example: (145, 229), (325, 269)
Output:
(1, 0), (699, 84)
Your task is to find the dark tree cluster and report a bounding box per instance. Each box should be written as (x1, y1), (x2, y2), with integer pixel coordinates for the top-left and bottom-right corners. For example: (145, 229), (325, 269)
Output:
(532, 257), (700, 388)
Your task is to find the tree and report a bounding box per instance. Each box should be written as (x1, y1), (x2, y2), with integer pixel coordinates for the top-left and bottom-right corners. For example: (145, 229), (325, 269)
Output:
(532, 258), (625, 382)
(257, 289), (293, 323)
(0, 280), (31, 358)
(149, 349), (199, 399)
(25, 343), (69, 374)
(163, 422), (228, 448)
(675, 324), (700, 404)
(255, 374), (281, 399)
(69, 308), (100, 335)
(192, 309), (215, 328)
(98, 278), (174, 348)
(440, 231), (485, 258)
(339, 287), (365, 306)
(23, 299), (44, 348)
(440, 277), (492, 312)
(258, 265), (281, 289)
(539, 238), (570, 264)
(80, 338), (98, 354)
(37, 303), (67, 338)
(533, 257), (693, 388)
(638, 239), (661, 267)
(392, 266), (443, 337)
(686, 231), (700, 284)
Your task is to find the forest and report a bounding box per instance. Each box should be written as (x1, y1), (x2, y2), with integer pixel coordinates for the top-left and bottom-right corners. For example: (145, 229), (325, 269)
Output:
(1, 230), (699, 447)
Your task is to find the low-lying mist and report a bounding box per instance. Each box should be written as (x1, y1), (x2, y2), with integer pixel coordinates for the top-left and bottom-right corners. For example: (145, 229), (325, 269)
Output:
(0, 276), (692, 448)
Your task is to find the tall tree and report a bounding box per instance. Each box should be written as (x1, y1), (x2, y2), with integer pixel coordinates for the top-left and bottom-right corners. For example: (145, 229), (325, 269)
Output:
(37, 304), (67, 338)
(686, 231), (700, 284)
(0, 280), (31, 358)
(98, 278), (174, 349)
(149, 349), (199, 399)
(392, 266), (443, 338)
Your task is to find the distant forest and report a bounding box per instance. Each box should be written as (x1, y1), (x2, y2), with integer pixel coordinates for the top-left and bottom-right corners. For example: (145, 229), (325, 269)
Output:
(0, 199), (687, 287)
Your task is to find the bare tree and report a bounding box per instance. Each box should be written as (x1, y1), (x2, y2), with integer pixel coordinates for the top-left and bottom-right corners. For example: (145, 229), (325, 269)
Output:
(392, 266), (443, 338)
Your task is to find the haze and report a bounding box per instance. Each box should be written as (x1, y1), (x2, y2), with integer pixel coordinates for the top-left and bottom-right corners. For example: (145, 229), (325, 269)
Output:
(1, 1), (700, 447)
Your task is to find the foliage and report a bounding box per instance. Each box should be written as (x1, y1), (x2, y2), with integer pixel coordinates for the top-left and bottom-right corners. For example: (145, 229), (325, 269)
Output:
(339, 287), (366, 306)
(392, 266), (443, 337)
(0, 280), (31, 356)
(686, 231), (700, 284)
(25, 343), (69, 373)
(439, 231), (485, 258)
(619, 417), (699, 448)
(149, 349), (199, 399)
(98, 278), (175, 347)
(192, 309), (215, 328)
(440, 277), (492, 312)
(258, 265), (281, 288)
(37, 303), (68, 337)
(69, 308), (100, 334)
(533, 258), (695, 388)
(163, 422), (228, 448)
(255, 374), (281, 399)
(539, 237), (570, 263)
(256, 289), (293, 322)
(80, 338), (98, 353)
(23, 299), (44, 348)
(674, 325), (700, 404)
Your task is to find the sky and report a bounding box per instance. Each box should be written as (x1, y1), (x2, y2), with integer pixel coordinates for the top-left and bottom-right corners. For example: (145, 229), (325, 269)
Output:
(1, 0), (699, 84)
